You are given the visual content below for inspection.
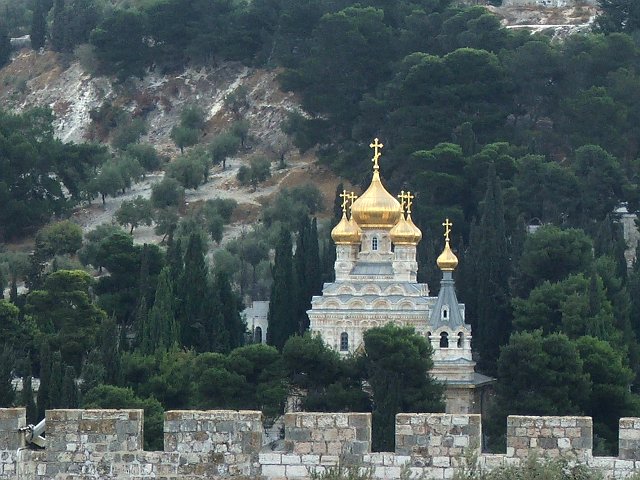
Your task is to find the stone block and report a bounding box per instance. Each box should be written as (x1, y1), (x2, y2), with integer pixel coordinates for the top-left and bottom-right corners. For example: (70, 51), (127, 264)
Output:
(286, 464), (309, 477)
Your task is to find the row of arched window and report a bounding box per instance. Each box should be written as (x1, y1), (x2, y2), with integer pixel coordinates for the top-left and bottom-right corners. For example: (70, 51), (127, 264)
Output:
(339, 331), (465, 351)
(427, 331), (464, 348)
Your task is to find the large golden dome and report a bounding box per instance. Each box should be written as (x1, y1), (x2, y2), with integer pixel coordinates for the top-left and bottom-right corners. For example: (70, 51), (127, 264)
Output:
(349, 138), (403, 229)
(390, 213), (422, 245)
(331, 213), (362, 244)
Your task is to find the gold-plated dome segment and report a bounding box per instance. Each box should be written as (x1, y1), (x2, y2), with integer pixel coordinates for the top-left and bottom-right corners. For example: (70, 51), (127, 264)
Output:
(391, 190), (422, 245)
(351, 139), (402, 229)
(437, 218), (458, 271)
(331, 191), (362, 244)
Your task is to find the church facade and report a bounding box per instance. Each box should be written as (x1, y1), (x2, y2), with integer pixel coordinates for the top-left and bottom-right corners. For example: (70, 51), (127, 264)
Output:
(308, 139), (493, 414)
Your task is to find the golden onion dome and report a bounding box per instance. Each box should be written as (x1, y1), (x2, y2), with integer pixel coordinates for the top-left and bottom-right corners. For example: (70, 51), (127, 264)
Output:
(437, 241), (459, 271)
(390, 213), (422, 245)
(351, 170), (403, 229)
(331, 213), (362, 244)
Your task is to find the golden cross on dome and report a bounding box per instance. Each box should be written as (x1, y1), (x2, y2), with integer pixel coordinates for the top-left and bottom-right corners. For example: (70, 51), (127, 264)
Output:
(370, 138), (383, 170)
(348, 192), (358, 207)
(397, 190), (406, 210)
(405, 191), (414, 214)
(339, 190), (349, 213)
(443, 218), (453, 243)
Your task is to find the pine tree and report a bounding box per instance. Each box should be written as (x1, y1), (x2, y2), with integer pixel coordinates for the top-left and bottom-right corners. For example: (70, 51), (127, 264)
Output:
(267, 227), (297, 350)
(21, 376), (37, 424)
(61, 366), (78, 408)
(36, 342), (51, 420)
(469, 164), (512, 374)
(180, 233), (208, 350)
(49, 352), (63, 409)
(30, 0), (47, 50)
(0, 345), (14, 407)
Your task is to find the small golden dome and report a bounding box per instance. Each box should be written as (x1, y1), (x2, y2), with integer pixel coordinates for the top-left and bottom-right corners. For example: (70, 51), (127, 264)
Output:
(437, 241), (459, 271)
(390, 213), (422, 245)
(331, 213), (362, 244)
(351, 170), (403, 229)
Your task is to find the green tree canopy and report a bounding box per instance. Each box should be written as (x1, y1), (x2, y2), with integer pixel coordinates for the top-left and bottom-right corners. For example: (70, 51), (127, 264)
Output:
(363, 324), (444, 451)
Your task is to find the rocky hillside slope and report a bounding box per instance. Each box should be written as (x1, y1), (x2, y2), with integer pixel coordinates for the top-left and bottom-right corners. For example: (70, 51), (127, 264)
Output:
(0, 50), (343, 246)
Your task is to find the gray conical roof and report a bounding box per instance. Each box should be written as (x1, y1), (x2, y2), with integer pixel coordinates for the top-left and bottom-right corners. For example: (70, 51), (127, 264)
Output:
(429, 271), (464, 329)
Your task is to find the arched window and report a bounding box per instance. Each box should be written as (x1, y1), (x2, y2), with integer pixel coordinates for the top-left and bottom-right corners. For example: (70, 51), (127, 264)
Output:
(457, 332), (463, 348)
(340, 332), (349, 351)
(440, 332), (449, 348)
(372, 236), (378, 251)
(254, 326), (262, 344)
(441, 305), (449, 321)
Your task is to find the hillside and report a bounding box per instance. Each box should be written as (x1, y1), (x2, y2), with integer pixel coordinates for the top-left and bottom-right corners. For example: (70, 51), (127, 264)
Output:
(0, 50), (343, 246)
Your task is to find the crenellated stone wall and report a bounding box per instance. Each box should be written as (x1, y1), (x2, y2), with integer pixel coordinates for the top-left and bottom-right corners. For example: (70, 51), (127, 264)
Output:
(1, 408), (640, 479)
(506, 416), (592, 461)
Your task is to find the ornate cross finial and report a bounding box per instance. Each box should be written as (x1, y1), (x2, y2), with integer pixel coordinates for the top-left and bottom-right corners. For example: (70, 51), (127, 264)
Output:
(348, 192), (358, 207)
(397, 190), (406, 211)
(370, 138), (384, 171)
(339, 190), (349, 214)
(443, 218), (453, 243)
(405, 191), (414, 214)
(397, 191), (415, 214)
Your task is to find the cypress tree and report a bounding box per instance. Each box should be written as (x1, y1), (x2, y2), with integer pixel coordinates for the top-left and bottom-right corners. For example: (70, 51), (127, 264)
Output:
(214, 270), (243, 351)
(51, 0), (65, 51)
(61, 366), (78, 408)
(36, 342), (51, 420)
(135, 295), (148, 350)
(49, 352), (63, 409)
(30, 0), (47, 50)
(297, 217), (322, 332)
(469, 164), (512, 375)
(9, 278), (18, 305)
(100, 317), (122, 385)
(79, 349), (106, 395)
(167, 236), (183, 283)
(145, 267), (179, 353)
(138, 244), (152, 308)
(0, 344), (14, 407)
(180, 233), (208, 350)
(594, 213), (628, 281)
(306, 218), (322, 298)
(629, 245), (640, 339)
(267, 227), (297, 350)
(294, 217), (309, 332)
(0, 23), (10, 69)
(21, 376), (37, 424)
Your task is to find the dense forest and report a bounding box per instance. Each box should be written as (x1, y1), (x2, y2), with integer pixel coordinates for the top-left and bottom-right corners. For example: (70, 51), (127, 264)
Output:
(1, 0), (640, 455)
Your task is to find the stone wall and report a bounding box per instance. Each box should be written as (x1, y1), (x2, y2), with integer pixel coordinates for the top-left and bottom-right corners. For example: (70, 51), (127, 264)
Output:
(507, 416), (592, 461)
(1, 408), (640, 479)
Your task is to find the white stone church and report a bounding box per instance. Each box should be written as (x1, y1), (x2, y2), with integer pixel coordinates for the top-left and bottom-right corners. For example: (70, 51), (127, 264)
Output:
(308, 139), (493, 414)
